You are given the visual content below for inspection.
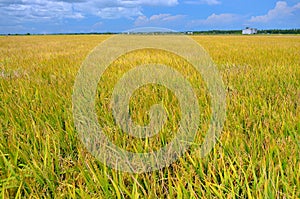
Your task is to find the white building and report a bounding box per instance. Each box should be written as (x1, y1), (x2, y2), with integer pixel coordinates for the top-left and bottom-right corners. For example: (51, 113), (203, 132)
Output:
(242, 27), (258, 35)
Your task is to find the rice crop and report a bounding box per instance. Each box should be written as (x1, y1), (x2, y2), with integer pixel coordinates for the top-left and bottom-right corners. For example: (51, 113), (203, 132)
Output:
(0, 35), (299, 198)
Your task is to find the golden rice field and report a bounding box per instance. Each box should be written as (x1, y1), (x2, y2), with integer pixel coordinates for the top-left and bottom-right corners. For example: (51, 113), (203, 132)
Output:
(0, 35), (299, 198)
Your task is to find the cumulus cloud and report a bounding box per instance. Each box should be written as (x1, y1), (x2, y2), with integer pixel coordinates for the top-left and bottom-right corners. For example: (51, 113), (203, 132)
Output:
(189, 13), (239, 27)
(132, 0), (178, 6)
(95, 7), (143, 19)
(184, 0), (221, 5)
(249, 1), (300, 23)
(135, 14), (185, 26)
(0, 0), (84, 23)
(0, 0), (179, 24)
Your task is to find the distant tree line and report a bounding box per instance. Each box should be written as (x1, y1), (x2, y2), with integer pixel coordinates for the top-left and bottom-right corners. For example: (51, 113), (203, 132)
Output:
(2, 29), (300, 36)
(190, 30), (242, 35)
(190, 29), (300, 35)
(257, 29), (300, 34)
(3, 32), (116, 36)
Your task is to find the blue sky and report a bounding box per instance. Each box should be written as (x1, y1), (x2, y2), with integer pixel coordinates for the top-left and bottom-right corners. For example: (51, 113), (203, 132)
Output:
(0, 0), (299, 34)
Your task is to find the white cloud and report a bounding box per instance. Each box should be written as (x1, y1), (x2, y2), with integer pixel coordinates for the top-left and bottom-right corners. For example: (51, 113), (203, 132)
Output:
(0, 0), (179, 25)
(95, 7), (143, 19)
(132, 0), (178, 6)
(185, 0), (221, 5)
(190, 13), (239, 26)
(0, 0), (84, 23)
(249, 1), (300, 23)
(135, 14), (185, 26)
(76, 0), (178, 19)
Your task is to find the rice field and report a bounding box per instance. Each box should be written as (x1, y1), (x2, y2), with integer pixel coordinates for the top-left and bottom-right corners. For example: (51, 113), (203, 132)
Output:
(0, 35), (299, 198)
